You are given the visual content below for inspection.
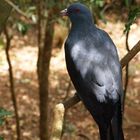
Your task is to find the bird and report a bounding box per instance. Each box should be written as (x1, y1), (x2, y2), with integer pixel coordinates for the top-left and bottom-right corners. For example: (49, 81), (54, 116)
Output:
(61, 3), (124, 140)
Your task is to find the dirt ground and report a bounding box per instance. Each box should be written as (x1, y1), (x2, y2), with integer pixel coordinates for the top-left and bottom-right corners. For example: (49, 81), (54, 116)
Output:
(0, 15), (140, 140)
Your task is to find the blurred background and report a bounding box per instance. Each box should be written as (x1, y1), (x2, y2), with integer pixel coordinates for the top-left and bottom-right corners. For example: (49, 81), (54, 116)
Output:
(0, 0), (140, 140)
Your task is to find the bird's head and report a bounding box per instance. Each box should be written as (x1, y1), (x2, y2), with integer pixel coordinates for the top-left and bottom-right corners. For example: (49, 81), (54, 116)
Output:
(60, 3), (93, 26)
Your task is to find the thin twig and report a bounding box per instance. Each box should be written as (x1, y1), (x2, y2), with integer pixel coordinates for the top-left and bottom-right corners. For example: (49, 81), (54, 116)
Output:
(4, 27), (21, 140)
(4, 0), (30, 20)
(123, 30), (130, 112)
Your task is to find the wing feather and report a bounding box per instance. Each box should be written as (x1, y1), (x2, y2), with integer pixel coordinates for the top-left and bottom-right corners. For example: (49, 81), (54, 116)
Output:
(65, 27), (122, 103)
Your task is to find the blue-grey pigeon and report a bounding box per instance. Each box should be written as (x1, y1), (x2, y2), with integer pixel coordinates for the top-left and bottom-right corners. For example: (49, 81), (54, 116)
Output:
(61, 3), (124, 140)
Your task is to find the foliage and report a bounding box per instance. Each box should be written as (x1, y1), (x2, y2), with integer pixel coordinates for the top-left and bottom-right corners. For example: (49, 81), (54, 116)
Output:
(0, 108), (12, 140)
(6, 1), (36, 35)
(124, 0), (133, 7)
(0, 108), (12, 125)
(5, 0), (106, 34)
(16, 21), (30, 35)
(124, 7), (140, 33)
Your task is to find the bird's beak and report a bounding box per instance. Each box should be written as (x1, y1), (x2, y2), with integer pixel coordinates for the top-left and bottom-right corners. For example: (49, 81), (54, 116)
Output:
(60, 9), (68, 16)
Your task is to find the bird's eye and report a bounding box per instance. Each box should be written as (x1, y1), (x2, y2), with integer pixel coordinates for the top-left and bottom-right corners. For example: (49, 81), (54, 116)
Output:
(74, 8), (80, 13)
(68, 8), (80, 14)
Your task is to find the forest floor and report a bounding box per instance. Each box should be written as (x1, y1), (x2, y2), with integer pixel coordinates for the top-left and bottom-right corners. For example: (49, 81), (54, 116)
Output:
(0, 13), (140, 140)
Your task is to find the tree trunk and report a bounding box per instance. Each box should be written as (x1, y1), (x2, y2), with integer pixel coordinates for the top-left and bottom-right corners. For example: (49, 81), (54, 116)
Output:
(37, 25), (54, 140)
(37, 1), (54, 139)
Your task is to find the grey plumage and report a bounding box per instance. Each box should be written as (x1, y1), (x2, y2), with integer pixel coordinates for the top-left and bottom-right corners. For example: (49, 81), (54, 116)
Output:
(61, 3), (124, 140)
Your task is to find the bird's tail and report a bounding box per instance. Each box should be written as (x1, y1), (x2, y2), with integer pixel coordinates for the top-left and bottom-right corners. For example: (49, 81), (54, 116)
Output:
(110, 96), (124, 140)
(107, 123), (113, 140)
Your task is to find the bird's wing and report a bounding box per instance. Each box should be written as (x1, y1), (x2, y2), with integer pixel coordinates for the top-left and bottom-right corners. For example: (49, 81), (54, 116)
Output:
(65, 30), (122, 103)
(84, 54), (120, 103)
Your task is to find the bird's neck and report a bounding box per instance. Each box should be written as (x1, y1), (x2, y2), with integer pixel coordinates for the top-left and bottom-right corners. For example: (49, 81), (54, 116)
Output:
(71, 19), (93, 29)
(70, 20), (95, 35)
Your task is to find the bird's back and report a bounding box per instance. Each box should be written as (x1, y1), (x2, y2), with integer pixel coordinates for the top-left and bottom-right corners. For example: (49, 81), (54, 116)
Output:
(65, 25), (122, 100)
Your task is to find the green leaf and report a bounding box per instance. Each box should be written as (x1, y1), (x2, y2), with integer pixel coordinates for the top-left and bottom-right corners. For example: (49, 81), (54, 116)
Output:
(0, 108), (12, 118)
(124, 7), (140, 33)
(95, 0), (104, 8)
(0, 108), (12, 126)
(125, 0), (130, 7)
(0, 118), (4, 125)
(0, 108), (12, 140)
(16, 21), (30, 35)
(0, 136), (4, 140)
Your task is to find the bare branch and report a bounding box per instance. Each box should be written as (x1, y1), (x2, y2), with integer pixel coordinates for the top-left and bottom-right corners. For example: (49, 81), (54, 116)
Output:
(121, 40), (140, 68)
(63, 94), (80, 109)
(123, 30), (130, 113)
(4, 0), (30, 20)
(4, 27), (21, 140)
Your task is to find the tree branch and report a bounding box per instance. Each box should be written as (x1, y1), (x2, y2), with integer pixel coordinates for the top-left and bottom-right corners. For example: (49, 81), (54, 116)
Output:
(4, 27), (21, 140)
(123, 30), (130, 112)
(120, 40), (140, 68)
(4, 0), (31, 20)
